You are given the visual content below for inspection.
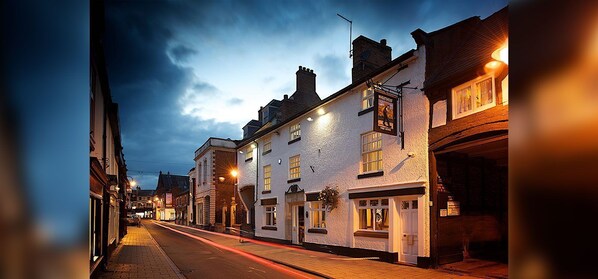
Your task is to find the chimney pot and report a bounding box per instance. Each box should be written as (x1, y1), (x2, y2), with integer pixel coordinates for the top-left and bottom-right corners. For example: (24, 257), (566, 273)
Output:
(284, 94), (288, 100)
(310, 69), (313, 73)
(380, 39), (387, 46)
(298, 66), (302, 70)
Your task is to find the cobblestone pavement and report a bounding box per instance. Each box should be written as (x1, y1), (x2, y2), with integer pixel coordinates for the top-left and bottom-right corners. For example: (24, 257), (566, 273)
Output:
(95, 223), (185, 279)
(158, 222), (479, 279)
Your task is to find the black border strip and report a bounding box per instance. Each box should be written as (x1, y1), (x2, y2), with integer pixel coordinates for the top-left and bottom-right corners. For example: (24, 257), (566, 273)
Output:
(288, 137), (301, 145)
(348, 186), (425, 199)
(357, 171), (384, 179)
(260, 198), (277, 205)
(305, 192), (319, 201)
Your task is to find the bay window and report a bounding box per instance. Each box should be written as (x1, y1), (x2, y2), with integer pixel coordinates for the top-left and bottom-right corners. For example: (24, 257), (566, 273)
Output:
(265, 206), (276, 226)
(452, 75), (496, 119)
(310, 201), (326, 229)
(357, 198), (389, 231)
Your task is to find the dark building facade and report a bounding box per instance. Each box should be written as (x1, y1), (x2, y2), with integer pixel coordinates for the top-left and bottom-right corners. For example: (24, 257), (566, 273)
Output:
(412, 7), (508, 266)
(90, 0), (130, 275)
(174, 184), (190, 225)
(154, 172), (189, 221)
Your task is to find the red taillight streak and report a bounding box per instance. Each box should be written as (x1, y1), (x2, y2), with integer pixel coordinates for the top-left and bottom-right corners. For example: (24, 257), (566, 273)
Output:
(154, 222), (311, 279)
(165, 222), (317, 254)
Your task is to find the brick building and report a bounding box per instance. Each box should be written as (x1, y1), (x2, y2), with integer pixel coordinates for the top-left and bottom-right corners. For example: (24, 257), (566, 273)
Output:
(193, 137), (244, 232)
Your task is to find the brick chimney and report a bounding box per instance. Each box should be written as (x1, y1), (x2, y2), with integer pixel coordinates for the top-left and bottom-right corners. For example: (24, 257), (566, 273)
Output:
(351, 36), (392, 82)
(296, 66), (316, 94)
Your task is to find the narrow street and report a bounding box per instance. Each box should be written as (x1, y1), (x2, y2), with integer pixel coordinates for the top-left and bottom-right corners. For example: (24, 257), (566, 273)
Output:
(143, 220), (318, 279)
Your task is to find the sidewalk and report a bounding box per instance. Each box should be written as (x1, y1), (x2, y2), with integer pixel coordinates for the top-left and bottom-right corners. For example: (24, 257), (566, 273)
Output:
(95, 224), (185, 279)
(160, 222), (478, 279)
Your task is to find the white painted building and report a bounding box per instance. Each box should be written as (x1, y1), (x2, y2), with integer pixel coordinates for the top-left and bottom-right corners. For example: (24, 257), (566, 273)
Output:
(236, 36), (431, 265)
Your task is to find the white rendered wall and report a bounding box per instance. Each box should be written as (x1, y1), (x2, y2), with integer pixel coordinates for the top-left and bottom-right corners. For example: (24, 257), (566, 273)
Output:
(237, 47), (430, 256)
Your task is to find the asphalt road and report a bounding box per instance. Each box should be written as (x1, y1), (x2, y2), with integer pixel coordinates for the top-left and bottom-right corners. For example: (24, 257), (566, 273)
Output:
(143, 220), (317, 279)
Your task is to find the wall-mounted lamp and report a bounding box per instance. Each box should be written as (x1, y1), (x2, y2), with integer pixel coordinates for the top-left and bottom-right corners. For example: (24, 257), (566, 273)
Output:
(250, 143), (257, 149)
(239, 150), (244, 154)
(278, 159), (282, 165)
(317, 108), (325, 115)
(230, 169), (238, 177)
(492, 41), (508, 65)
(218, 176), (225, 182)
(408, 152), (416, 158)
(307, 117), (314, 122)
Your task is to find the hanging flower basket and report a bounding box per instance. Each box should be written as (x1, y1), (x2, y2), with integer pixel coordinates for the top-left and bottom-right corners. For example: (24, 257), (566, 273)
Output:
(318, 185), (340, 212)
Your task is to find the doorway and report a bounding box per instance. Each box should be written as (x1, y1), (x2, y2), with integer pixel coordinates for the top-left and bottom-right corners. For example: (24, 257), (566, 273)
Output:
(399, 198), (419, 264)
(291, 205), (305, 244)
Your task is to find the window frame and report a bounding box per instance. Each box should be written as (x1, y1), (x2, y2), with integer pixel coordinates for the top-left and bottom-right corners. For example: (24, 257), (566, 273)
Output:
(263, 140), (272, 154)
(263, 165), (272, 191)
(289, 123), (301, 141)
(357, 198), (390, 232)
(245, 146), (254, 161)
(310, 201), (326, 229)
(265, 205), (277, 226)
(361, 87), (375, 110)
(289, 155), (301, 180)
(451, 74), (496, 119)
(360, 131), (383, 174)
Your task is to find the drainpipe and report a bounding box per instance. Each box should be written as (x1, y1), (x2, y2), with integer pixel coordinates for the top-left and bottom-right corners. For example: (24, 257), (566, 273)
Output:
(254, 141), (259, 204)
(251, 140), (259, 230)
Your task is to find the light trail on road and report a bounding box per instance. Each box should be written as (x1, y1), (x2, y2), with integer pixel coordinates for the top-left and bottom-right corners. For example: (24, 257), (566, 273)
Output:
(152, 222), (313, 279)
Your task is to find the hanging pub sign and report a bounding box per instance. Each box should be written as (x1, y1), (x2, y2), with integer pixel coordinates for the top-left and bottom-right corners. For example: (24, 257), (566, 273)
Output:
(373, 91), (398, 136)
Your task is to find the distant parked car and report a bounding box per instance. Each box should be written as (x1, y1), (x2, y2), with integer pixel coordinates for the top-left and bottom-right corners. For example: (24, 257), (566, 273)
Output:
(127, 215), (141, 226)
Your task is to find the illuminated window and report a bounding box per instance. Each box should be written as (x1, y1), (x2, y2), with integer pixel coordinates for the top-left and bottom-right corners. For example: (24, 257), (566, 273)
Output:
(245, 146), (253, 161)
(358, 198), (389, 231)
(289, 123), (301, 141)
(289, 155), (301, 179)
(310, 201), (326, 229)
(263, 165), (271, 191)
(263, 141), (272, 154)
(362, 88), (374, 110)
(452, 75), (495, 119)
(265, 206), (276, 226)
(361, 132), (383, 173)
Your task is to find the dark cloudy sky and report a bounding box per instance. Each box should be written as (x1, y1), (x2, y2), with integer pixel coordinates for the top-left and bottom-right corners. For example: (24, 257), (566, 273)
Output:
(103, 0), (508, 190)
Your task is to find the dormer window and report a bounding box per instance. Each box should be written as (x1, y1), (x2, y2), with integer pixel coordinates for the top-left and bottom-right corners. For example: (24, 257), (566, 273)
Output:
(452, 75), (496, 119)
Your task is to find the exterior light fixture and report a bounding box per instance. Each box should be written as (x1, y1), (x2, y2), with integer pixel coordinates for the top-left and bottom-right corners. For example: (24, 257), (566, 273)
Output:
(492, 41), (508, 65)
(230, 169), (238, 177)
(278, 159), (282, 165)
(307, 117), (314, 122)
(484, 60), (502, 73)
(239, 150), (243, 154)
(218, 176), (225, 182)
(317, 108), (325, 115)
(250, 143), (257, 149)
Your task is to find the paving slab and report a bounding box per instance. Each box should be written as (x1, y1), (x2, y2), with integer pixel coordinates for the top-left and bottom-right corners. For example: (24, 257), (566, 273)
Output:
(95, 224), (185, 279)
